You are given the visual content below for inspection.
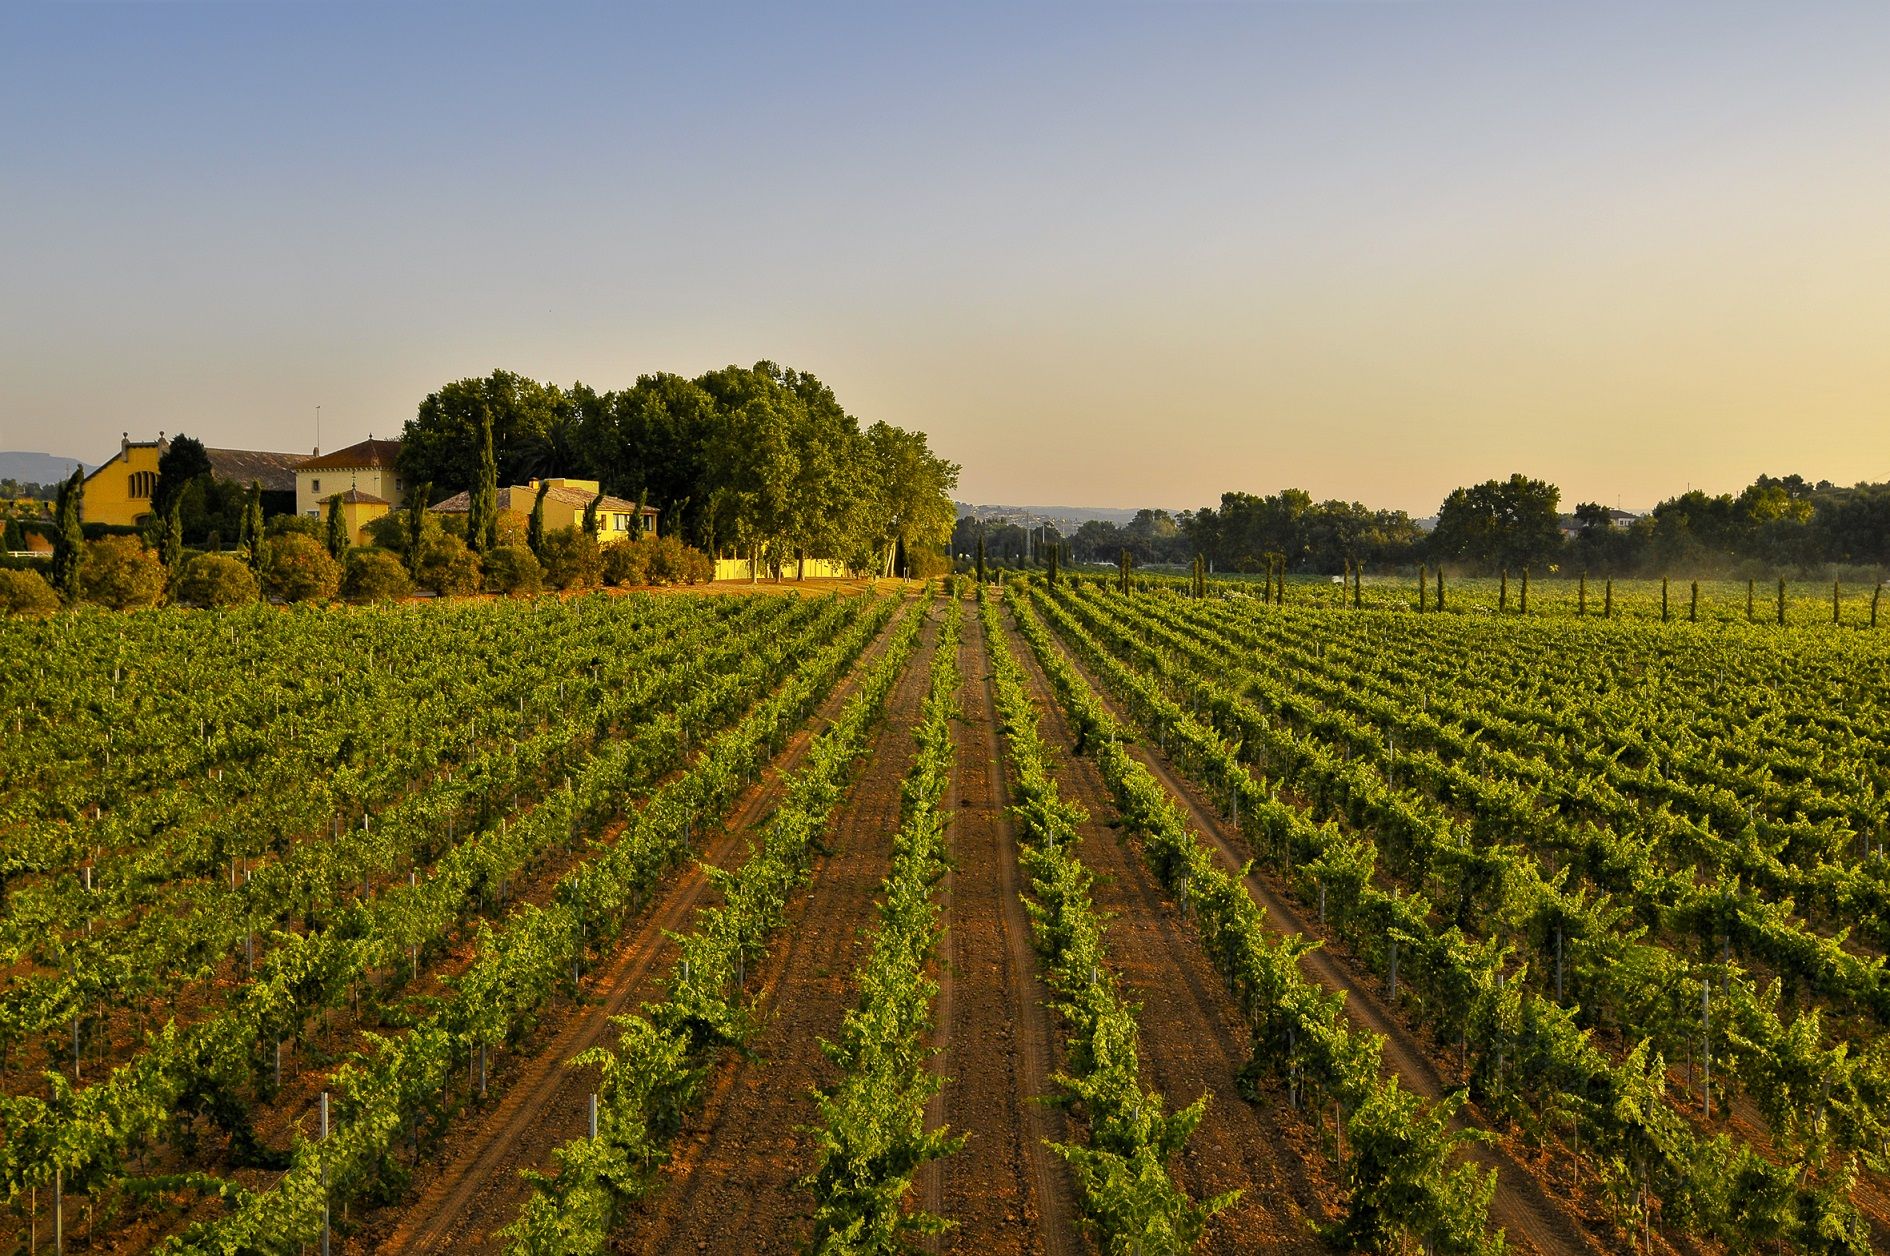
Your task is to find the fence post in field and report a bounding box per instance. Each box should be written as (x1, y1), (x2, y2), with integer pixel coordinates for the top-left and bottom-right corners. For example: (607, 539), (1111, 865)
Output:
(1500, 568), (1509, 612)
(1578, 571), (1586, 617)
(1778, 578), (1786, 626)
(1690, 580), (1699, 623)
(1662, 577), (1670, 623)
(321, 1091), (331, 1256)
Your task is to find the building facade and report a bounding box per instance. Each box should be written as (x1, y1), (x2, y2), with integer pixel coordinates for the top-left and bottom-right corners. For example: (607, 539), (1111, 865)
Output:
(295, 438), (407, 519)
(82, 434), (303, 528)
(429, 478), (658, 538)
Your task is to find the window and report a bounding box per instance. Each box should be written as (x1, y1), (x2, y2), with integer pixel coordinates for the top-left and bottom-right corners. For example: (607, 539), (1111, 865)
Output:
(128, 470), (155, 499)
(311, 479), (321, 493)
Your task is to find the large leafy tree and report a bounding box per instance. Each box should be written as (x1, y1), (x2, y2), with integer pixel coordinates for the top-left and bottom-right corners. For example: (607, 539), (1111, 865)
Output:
(1429, 474), (1563, 572)
(153, 435), (212, 517)
(863, 421), (959, 576)
(397, 370), (575, 494)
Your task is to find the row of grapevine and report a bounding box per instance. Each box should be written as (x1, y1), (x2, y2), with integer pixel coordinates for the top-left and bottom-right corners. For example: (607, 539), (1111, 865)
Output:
(2, 592), (890, 1245)
(1, 596), (806, 1077)
(1029, 583), (1868, 1252)
(498, 595), (931, 1255)
(1078, 584), (1890, 1172)
(152, 592), (906, 1255)
(802, 593), (964, 1250)
(1007, 591), (1503, 1255)
(981, 593), (1236, 1253)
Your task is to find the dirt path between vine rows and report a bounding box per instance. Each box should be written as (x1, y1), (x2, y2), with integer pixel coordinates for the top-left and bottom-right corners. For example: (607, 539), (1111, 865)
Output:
(1016, 598), (1621, 1256)
(370, 598), (913, 1255)
(614, 612), (940, 1254)
(995, 606), (1334, 1253)
(915, 603), (1081, 1255)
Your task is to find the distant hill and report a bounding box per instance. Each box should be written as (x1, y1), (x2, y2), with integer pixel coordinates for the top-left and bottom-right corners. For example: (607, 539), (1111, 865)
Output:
(1, 451), (95, 484)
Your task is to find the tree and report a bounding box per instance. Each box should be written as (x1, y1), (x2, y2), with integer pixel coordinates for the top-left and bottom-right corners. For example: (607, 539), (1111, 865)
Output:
(404, 481), (432, 569)
(342, 549), (413, 602)
(153, 435), (212, 517)
(0, 569), (60, 617)
(412, 533), (481, 597)
(264, 533), (342, 603)
(1429, 474), (1563, 573)
(863, 421), (959, 579)
(397, 370), (575, 495)
(241, 483), (264, 573)
(159, 497), (184, 571)
(539, 525), (603, 590)
(175, 554), (258, 608)
(467, 406), (500, 554)
(50, 467), (85, 602)
(324, 494), (349, 561)
(481, 544), (543, 596)
(582, 490), (603, 537)
(527, 480), (550, 559)
(80, 536), (167, 609)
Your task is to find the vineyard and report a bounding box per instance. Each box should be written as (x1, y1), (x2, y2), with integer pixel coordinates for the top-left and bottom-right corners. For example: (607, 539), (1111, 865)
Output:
(3, 577), (1888, 1255)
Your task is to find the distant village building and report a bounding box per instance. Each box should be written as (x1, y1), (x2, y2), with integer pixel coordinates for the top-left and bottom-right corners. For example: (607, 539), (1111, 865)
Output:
(81, 433), (302, 528)
(429, 478), (658, 538)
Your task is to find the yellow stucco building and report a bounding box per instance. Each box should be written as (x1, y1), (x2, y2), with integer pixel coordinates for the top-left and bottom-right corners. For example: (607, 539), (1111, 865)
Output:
(82, 434), (303, 527)
(429, 479), (658, 538)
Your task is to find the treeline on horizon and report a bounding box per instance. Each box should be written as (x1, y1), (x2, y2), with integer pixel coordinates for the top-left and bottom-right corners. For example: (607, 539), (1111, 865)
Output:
(958, 472), (1890, 578)
(398, 364), (960, 576)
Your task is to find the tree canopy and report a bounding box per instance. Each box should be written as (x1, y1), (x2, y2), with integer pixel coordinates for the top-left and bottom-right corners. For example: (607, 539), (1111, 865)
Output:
(398, 363), (959, 576)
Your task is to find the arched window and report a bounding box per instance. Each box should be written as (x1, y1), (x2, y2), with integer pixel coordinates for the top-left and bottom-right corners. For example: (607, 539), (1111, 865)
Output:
(129, 470), (155, 499)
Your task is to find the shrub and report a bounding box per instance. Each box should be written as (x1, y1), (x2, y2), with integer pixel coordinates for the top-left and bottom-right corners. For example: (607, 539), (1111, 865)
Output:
(482, 544), (543, 596)
(264, 533), (342, 603)
(266, 513), (323, 540)
(646, 534), (713, 585)
(342, 548), (413, 603)
(175, 554), (259, 608)
(413, 534), (481, 597)
(495, 508), (530, 550)
(81, 535), (167, 609)
(0, 568), (59, 618)
(539, 526), (602, 591)
(601, 538), (649, 588)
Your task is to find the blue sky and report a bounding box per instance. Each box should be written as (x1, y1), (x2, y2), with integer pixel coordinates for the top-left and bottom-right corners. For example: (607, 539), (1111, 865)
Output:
(3, 2), (1886, 512)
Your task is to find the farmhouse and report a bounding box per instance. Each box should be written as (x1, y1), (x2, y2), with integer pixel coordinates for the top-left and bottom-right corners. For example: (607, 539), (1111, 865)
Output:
(429, 478), (659, 538)
(81, 433), (303, 527)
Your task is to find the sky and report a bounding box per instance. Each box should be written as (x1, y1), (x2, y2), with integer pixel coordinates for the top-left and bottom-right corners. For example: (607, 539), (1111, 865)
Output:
(2, 2), (1886, 516)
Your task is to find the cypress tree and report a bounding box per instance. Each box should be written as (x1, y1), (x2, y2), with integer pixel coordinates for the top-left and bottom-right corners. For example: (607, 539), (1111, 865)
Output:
(1604, 579), (1613, 619)
(1436, 567), (1445, 612)
(1353, 559), (1362, 608)
(583, 490), (604, 537)
(975, 534), (985, 584)
(1690, 580), (1699, 623)
(1578, 571), (1587, 617)
(1499, 569), (1509, 612)
(1834, 580), (1842, 625)
(528, 481), (550, 558)
(1661, 577), (1669, 623)
(160, 497), (184, 571)
(1118, 547), (1131, 595)
(324, 494), (348, 561)
(1418, 563), (1428, 613)
(1747, 578), (1755, 622)
(468, 407), (499, 554)
(1872, 582), (1881, 629)
(50, 466), (85, 602)
(1047, 540), (1059, 586)
(1777, 578), (1786, 626)
(1520, 568), (1529, 614)
(243, 483), (264, 573)
(405, 481), (430, 568)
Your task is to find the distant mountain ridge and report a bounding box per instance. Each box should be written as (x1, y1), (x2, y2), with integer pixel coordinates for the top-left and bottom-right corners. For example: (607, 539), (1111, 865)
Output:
(0, 451), (96, 484)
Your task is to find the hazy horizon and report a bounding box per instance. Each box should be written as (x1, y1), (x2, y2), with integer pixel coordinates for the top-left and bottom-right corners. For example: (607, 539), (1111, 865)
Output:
(4, 2), (1886, 517)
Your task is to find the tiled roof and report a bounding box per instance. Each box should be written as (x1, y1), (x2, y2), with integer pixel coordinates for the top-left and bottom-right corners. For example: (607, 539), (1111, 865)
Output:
(326, 488), (389, 506)
(430, 485), (656, 515)
(206, 448), (303, 493)
(297, 438), (402, 472)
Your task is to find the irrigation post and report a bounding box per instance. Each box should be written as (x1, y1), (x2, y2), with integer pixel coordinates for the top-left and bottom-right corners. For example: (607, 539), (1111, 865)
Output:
(589, 1092), (599, 1141)
(321, 1091), (331, 1256)
(55, 1165), (62, 1256)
